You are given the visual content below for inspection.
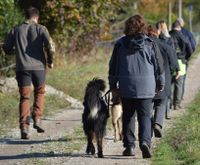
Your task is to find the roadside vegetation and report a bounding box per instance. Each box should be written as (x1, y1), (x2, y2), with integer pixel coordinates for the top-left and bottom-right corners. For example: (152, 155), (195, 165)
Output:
(152, 91), (200, 165)
(46, 48), (110, 100)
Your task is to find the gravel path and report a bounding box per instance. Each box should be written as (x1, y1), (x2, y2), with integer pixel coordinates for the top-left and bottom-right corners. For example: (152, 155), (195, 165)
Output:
(1, 54), (200, 165)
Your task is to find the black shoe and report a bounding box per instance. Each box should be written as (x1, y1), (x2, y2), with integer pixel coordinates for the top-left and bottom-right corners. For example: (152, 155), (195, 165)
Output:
(140, 143), (152, 158)
(174, 104), (182, 110)
(123, 147), (135, 156)
(21, 127), (30, 140)
(33, 119), (45, 133)
(154, 124), (162, 138)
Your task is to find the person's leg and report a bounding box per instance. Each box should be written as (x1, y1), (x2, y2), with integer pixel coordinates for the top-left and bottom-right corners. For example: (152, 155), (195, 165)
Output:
(31, 70), (46, 133)
(154, 98), (167, 128)
(16, 71), (32, 139)
(181, 64), (188, 100)
(170, 77), (175, 109)
(165, 97), (171, 119)
(137, 99), (153, 158)
(121, 98), (136, 156)
(153, 98), (167, 137)
(174, 76), (184, 109)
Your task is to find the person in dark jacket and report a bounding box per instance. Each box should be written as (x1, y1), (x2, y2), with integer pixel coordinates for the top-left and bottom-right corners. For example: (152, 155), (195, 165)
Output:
(156, 20), (180, 119)
(148, 25), (179, 138)
(108, 15), (165, 158)
(169, 20), (192, 110)
(3, 7), (55, 139)
(177, 18), (196, 100)
(177, 18), (196, 52)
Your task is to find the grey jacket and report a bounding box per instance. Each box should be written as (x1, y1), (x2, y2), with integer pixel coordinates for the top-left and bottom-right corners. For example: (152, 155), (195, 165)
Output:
(109, 34), (165, 99)
(3, 20), (55, 71)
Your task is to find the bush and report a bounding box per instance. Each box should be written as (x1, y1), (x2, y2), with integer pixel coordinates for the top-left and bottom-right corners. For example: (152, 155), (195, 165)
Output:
(16, 0), (134, 55)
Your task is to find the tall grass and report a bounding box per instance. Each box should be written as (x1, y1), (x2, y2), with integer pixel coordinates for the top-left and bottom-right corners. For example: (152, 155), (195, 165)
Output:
(46, 47), (111, 100)
(152, 91), (200, 165)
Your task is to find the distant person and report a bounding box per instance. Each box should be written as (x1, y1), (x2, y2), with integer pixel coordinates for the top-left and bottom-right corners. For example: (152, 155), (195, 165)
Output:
(3, 7), (55, 139)
(109, 14), (164, 158)
(148, 25), (179, 138)
(169, 20), (192, 110)
(177, 18), (196, 52)
(156, 20), (180, 119)
(177, 18), (196, 100)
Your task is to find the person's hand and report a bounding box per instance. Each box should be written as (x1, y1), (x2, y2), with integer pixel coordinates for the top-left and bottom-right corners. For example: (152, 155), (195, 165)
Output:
(175, 71), (181, 80)
(48, 63), (54, 69)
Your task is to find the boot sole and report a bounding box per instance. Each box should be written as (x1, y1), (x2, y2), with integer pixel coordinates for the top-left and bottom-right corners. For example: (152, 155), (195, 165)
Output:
(33, 125), (45, 133)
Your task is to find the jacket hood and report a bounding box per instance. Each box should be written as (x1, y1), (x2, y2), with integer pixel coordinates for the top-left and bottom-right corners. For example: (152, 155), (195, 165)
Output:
(126, 34), (151, 51)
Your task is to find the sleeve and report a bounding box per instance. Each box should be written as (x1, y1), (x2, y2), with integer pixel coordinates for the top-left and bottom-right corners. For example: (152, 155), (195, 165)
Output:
(152, 41), (164, 74)
(40, 26), (55, 64)
(108, 43), (120, 89)
(151, 43), (165, 90)
(185, 38), (193, 61)
(3, 29), (15, 55)
(188, 31), (196, 52)
(166, 46), (180, 72)
(180, 33), (193, 61)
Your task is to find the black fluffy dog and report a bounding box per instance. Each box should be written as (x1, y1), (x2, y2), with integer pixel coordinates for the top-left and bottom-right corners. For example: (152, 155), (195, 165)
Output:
(82, 78), (109, 158)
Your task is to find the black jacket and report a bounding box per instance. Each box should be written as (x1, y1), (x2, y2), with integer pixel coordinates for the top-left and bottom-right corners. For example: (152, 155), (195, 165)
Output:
(169, 29), (193, 63)
(151, 36), (179, 99)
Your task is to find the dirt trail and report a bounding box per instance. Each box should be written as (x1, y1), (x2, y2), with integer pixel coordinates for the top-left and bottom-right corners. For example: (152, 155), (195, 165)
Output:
(1, 54), (200, 165)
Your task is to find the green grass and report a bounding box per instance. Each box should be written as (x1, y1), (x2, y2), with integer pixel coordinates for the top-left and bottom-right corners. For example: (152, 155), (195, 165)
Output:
(0, 93), (19, 136)
(152, 91), (200, 165)
(46, 48), (110, 100)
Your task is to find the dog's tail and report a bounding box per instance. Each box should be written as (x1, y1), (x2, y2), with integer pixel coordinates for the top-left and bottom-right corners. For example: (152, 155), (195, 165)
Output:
(84, 78), (106, 119)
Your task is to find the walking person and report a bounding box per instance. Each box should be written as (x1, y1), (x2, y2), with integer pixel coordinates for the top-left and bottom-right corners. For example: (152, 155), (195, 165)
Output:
(3, 7), (55, 139)
(148, 25), (179, 138)
(169, 20), (192, 110)
(177, 18), (196, 100)
(156, 20), (180, 119)
(108, 15), (164, 158)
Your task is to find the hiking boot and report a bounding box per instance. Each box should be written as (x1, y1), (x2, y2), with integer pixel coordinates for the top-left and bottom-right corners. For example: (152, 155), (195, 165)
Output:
(33, 119), (45, 133)
(154, 124), (162, 138)
(140, 143), (152, 158)
(122, 146), (135, 156)
(21, 127), (30, 140)
(174, 104), (182, 110)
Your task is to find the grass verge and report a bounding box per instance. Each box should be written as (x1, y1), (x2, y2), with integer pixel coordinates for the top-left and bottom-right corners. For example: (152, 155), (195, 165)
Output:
(152, 91), (200, 165)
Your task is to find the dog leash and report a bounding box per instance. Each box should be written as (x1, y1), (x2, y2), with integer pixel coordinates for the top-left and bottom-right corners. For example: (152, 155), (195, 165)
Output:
(101, 89), (112, 110)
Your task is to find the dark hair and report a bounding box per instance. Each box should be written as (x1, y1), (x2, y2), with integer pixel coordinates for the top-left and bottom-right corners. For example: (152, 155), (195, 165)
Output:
(124, 14), (148, 36)
(25, 6), (39, 19)
(148, 25), (158, 37)
(172, 20), (181, 29)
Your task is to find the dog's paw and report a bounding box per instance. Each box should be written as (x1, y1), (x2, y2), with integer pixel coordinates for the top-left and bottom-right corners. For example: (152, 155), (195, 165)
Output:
(86, 144), (95, 155)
